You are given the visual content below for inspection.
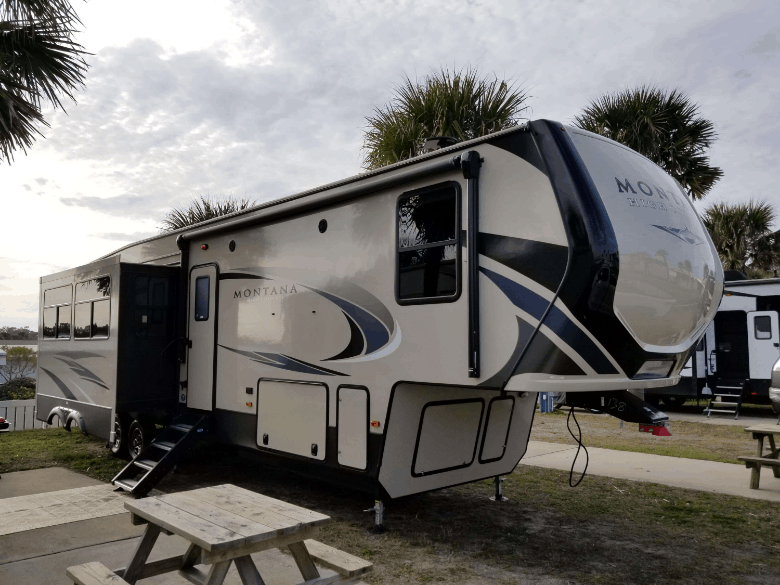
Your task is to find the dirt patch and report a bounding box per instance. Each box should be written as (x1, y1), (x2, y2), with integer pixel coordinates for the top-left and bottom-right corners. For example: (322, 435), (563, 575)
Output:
(531, 410), (757, 464)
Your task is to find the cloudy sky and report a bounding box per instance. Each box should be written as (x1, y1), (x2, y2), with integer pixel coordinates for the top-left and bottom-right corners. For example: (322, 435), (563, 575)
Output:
(1, 0), (778, 329)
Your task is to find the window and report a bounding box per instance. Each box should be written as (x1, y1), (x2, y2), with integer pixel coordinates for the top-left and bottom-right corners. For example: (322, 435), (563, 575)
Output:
(134, 276), (173, 338)
(755, 315), (772, 340)
(42, 285), (72, 340)
(73, 277), (111, 340)
(397, 183), (460, 303)
(194, 276), (210, 321)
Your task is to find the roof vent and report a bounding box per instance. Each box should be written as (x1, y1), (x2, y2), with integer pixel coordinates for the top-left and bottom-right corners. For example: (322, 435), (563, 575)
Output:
(422, 136), (458, 153)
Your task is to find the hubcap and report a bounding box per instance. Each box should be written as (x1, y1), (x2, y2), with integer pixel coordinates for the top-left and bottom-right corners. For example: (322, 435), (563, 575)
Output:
(113, 418), (122, 450)
(131, 429), (143, 457)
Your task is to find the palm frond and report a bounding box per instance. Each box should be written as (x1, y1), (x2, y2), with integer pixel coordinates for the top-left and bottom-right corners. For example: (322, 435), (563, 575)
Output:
(573, 85), (722, 200)
(362, 66), (530, 170)
(159, 195), (258, 232)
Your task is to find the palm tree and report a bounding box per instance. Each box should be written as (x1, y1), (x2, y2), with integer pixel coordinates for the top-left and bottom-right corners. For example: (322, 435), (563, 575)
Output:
(362, 67), (530, 170)
(159, 195), (257, 232)
(0, 0), (89, 163)
(702, 200), (780, 277)
(573, 86), (723, 200)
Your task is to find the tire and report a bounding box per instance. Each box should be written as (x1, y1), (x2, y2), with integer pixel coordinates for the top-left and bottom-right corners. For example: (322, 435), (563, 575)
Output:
(110, 414), (128, 457)
(661, 396), (687, 408)
(128, 420), (153, 459)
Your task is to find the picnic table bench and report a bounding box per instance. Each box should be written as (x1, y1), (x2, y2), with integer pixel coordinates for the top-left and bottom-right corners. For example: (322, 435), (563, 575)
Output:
(66, 483), (372, 585)
(738, 425), (780, 490)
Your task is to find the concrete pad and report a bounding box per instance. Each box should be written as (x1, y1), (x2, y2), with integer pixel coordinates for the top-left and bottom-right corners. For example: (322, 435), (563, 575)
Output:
(522, 440), (780, 502)
(0, 513), (143, 565)
(0, 468), (103, 499)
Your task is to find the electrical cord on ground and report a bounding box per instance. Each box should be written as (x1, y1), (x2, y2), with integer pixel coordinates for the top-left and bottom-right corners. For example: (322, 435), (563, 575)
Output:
(566, 406), (588, 487)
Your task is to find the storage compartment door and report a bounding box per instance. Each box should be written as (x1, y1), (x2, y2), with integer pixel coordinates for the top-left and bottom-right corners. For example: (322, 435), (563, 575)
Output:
(747, 311), (779, 380)
(256, 380), (327, 460)
(479, 396), (514, 463)
(412, 399), (484, 476)
(338, 386), (368, 470)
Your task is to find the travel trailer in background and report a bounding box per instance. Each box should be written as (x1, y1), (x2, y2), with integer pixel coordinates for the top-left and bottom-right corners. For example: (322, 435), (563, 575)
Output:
(36, 120), (723, 507)
(647, 276), (780, 418)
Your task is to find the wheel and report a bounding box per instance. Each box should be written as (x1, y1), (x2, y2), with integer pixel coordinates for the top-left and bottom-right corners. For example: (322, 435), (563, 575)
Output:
(128, 420), (153, 459)
(661, 396), (687, 408)
(644, 395), (661, 407)
(110, 414), (129, 457)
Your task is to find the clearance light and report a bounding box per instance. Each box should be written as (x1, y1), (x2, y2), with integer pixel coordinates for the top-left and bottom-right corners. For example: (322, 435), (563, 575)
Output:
(633, 360), (674, 380)
(201, 244), (209, 250)
(246, 402), (253, 407)
(371, 420), (380, 428)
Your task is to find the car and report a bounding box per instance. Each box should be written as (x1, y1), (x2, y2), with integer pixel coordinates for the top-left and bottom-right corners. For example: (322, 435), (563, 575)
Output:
(0, 416), (9, 432)
(770, 357), (780, 416)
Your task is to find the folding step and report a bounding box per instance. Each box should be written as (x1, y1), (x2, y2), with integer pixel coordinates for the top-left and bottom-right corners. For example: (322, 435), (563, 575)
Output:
(705, 381), (744, 420)
(112, 414), (209, 497)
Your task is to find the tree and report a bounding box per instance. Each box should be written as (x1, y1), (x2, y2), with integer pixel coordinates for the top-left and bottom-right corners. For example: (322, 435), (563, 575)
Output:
(362, 67), (530, 170)
(573, 86), (723, 200)
(0, 376), (35, 400)
(1, 0), (89, 162)
(0, 325), (37, 340)
(159, 194), (257, 232)
(702, 200), (780, 277)
(0, 345), (37, 383)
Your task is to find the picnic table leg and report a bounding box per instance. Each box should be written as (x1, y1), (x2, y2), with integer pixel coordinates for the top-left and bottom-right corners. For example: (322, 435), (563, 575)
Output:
(287, 541), (320, 580)
(204, 560), (233, 585)
(180, 543), (202, 569)
(750, 462), (761, 489)
(768, 435), (780, 478)
(123, 524), (162, 584)
(234, 555), (267, 585)
(756, 435), (765, 457)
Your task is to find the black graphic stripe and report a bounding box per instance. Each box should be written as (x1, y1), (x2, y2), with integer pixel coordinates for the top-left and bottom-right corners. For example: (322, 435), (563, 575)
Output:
(323, 311), (365, 361)
(513, 327), (586, 376)
(219, 273), (269, 281)
(461, 232), (569, 293)
(39, 367), (78, 400)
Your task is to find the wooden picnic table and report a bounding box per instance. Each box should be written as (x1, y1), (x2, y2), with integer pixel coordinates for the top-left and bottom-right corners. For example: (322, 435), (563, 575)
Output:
(738, 425), (780, 490)
(66, 483), (372, 585)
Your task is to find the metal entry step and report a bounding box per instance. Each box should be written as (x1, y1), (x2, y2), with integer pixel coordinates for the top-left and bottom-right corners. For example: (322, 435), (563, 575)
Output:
(705, 383), (744, 420)
(111, 414), (209, 497)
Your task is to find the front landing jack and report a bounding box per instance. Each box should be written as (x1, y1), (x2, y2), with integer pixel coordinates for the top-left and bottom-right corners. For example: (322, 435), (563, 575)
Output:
(489, 476), (508, 502)
(365, 500), (385, 533)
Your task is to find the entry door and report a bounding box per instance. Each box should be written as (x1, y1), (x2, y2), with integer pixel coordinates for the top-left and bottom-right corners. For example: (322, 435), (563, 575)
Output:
(714, 311), (749, 378)
(187, 265), (217, 411)
(747, 311), (779, 380)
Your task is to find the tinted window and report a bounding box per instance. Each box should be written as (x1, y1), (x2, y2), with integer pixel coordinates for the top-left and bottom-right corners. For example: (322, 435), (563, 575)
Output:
(43, 307), (57, 338)
(75, 276), (110, 302)
(74, 303), (91, 338)
(44, 285), (72, 306)
(194, 276), (210, 321)
(397, 184), (460, 302)
(755, 315), (772, 340)
(92, 299), (110, 337)
(57, 306), (71, 338)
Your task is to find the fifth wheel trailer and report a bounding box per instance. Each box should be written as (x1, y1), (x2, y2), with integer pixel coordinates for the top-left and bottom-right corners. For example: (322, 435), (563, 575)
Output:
(647, 277), (780, 408)
(36, 120), (723, 501)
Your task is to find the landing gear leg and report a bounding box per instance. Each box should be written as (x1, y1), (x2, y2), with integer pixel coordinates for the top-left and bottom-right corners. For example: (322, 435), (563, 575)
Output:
(365, 500), (385, 533)
(489, 476), (508, 502)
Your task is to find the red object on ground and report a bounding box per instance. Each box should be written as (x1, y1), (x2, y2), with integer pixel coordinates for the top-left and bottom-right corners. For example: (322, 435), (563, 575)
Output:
(638, 423), (672, 436)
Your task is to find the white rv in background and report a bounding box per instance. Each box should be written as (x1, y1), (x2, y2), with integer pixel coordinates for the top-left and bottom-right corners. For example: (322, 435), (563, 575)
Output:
(36, 120), (723, 504)
(647, 276), (780, 413)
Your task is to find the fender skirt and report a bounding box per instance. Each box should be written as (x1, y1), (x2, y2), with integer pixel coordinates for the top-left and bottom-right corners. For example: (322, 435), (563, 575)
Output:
(47, 406), (87, 434)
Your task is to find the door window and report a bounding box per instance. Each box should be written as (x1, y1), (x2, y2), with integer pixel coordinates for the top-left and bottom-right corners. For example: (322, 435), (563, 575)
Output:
(194, 276), (210, 321)
(755, 315), (772, 340)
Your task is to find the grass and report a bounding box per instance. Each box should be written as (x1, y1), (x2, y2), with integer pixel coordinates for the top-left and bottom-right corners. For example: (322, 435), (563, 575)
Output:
(531, 410), (761, 464)
(0, 427), (125, 481)
(3, 427), (780, 583)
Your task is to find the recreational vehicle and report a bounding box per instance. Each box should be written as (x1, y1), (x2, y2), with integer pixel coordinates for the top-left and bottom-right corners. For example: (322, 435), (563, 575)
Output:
(647, 276), (780, 417)
(36, 120), (723, 507)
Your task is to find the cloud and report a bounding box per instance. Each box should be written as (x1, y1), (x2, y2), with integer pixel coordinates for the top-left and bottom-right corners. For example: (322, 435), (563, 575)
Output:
(93, 231), (158, 241)
(0, 284), (10, 292)
(748, 29), (779, 56)
(59, 194), (168, 218)
(22, 184), (31, 191)
(34, 177), (48, 186)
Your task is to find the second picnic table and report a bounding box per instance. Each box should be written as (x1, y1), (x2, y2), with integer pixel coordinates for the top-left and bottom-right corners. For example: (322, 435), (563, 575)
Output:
(67, 483), (372, 585)
(738, 424), (780, 490)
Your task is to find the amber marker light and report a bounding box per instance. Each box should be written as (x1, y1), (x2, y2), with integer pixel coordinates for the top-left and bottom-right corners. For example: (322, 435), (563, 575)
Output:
(201, 244), (209, 250)
(371, 420), (380, 428)
(246, 402), (253, 407)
